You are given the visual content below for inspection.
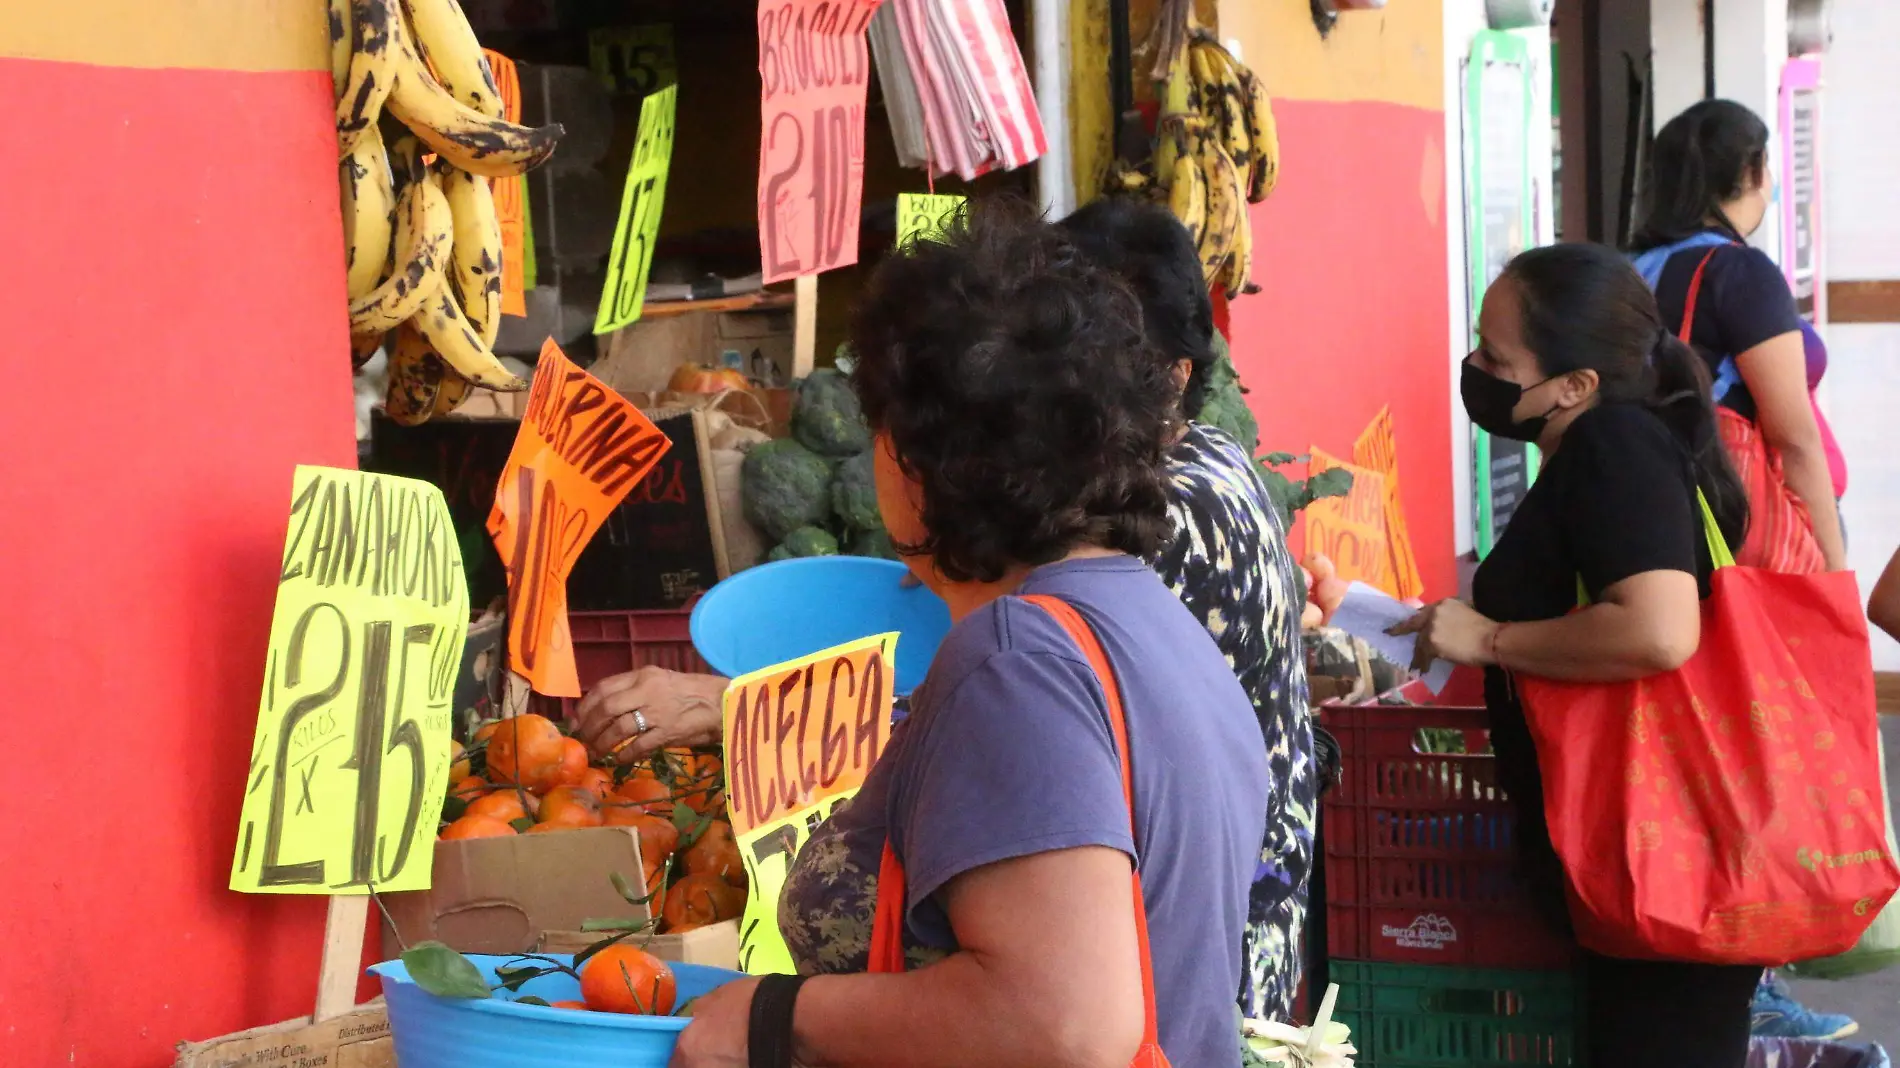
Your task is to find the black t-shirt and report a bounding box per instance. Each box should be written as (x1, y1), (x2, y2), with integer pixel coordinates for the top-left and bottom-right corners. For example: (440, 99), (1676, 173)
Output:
(1651, 241), (1803, 422)
(1470, 404), (1714, 927)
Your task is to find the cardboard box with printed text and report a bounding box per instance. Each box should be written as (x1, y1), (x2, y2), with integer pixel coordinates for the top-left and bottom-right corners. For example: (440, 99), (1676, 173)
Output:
(172, 1002), (392, 1068)
(379, 826), (739, 969)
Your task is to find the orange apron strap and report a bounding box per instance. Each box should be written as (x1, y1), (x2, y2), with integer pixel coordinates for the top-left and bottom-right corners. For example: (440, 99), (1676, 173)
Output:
(862, 593), (1168, 1065)
(1019, 594), (1163, 1060)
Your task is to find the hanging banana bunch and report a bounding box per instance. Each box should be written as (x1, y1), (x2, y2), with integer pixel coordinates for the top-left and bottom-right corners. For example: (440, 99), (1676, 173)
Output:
(330, 0), (562, 422)
(1130, 5), (1281, 302)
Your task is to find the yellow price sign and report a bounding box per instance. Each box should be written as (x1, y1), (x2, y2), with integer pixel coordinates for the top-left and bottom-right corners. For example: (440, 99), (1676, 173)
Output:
(722, 633), (897, 974)
(229, 467), (469, 894)
(896, 193), (966, 248)
(595, 84), (678, 333)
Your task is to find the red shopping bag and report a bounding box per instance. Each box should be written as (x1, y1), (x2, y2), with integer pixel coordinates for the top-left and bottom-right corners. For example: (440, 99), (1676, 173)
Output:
(1517, 496), (1897, 965)
(1676, 246), (1826, 575)
(1717, 407), (1827, 574)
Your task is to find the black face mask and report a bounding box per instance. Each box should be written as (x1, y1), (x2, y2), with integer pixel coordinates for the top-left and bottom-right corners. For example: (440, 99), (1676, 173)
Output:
(1462, 362), (1560, 443)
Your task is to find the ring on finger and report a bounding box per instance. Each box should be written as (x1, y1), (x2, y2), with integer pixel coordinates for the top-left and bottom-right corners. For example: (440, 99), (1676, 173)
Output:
(631, 709), (653, 735)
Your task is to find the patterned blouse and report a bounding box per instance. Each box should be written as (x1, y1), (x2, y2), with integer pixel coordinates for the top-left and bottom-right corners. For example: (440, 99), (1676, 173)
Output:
(1150, 422), (1315, 1020)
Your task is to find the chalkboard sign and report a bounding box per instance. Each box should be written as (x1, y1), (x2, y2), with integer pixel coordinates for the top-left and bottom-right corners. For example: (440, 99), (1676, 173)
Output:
(367, 408), (728, 613)
(567, 409), (726, 610)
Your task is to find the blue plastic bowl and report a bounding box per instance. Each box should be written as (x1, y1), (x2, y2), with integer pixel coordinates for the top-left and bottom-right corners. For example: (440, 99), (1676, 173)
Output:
(371, 954), (744, 1068)
(691, 557), (951, 695)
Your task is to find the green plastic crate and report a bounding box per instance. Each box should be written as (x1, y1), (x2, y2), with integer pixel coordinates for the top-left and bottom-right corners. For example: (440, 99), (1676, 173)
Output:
(1330, 960), (1582, 1067)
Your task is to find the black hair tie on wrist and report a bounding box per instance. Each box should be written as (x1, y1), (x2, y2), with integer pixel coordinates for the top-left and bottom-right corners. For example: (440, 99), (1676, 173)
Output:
(748, 973), (810, 1068)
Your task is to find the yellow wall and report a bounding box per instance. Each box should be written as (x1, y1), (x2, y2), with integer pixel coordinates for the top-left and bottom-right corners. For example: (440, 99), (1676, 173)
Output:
(1218, 1), (1442, 110)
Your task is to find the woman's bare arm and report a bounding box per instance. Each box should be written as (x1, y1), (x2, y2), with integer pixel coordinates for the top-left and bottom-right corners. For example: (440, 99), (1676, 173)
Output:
(1737, 331), (1847, 570)
(1400, 570), (1701, 680)
(790, 847), (1145, 1068)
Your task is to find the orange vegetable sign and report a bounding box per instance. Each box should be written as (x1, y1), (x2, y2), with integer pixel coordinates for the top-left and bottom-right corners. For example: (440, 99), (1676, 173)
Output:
(722, 633), (897, 973)
(484, 49), (528, 318)
(756, 0), (882, 283)
(1352, 408), (1424, 601)
(488, 341), (671, 695)
(1304, 447), (1395, 597)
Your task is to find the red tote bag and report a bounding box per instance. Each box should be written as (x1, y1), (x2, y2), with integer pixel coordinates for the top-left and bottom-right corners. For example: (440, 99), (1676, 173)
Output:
(1516, 495), (1897, 965)
(1680, 246), (1827, 574)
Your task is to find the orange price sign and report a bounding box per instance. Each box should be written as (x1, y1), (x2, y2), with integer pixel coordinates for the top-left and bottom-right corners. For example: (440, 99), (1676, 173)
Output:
(484, 48), (528, 318)
(487, 341), (671, 695)
(1304, 447), (1396, 597)
(755, 0), (882, 283)
(1352, 408), (1424, 600)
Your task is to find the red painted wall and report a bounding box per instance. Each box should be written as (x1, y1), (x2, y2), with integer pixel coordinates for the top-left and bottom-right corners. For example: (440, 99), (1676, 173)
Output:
(0, 57), (356, 1065)
(1226, 98), (1456, 597)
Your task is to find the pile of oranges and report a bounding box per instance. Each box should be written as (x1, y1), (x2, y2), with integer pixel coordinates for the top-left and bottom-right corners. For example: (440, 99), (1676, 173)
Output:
(437, 713), (745, 936)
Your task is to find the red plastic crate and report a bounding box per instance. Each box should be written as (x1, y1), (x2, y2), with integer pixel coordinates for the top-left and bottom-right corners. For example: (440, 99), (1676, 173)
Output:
(568, 603), (710, 684)
(1321, 688), (1575, 971)
(533, 603), (711, 721)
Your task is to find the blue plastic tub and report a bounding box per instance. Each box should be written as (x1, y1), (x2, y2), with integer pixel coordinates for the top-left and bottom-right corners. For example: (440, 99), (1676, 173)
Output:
(690, 557), (951, 695)
(371, 954), (744, 1068)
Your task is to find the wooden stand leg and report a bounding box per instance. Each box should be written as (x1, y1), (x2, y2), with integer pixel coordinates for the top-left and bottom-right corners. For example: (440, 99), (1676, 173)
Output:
(315, 894), (372, 1022)
(793, 274), (818, 379)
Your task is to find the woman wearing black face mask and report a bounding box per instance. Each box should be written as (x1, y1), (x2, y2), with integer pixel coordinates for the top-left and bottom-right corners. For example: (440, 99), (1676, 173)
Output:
(1394, 243), (1758, 1068)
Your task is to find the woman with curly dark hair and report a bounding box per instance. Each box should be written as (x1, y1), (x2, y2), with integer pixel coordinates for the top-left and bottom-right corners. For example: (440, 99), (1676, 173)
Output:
(1061, 197), (1313, 1023)
(667, 199), (1270, 1068)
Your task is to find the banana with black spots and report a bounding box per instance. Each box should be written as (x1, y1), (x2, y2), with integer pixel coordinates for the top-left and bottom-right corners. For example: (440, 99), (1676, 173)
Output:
(386, 31), (562, 178)
(436, 161), (504, 347)
(1240, 66), (1280, 203)
(384, 323), (446, 426)
(1196, 140), (1245, 287)
(401, 0), (504, 118)
(336, 0), (399, 156)
(409, 274), (527, 391)
(341, 124), (398, 302)
(329, 0), (353, 107)
(348, 169), (452, 335)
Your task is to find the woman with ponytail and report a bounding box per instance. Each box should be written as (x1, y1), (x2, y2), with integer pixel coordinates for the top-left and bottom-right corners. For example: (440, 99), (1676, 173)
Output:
(1395, 244), (1760, 1067)
(1631, 99), (1847, 575)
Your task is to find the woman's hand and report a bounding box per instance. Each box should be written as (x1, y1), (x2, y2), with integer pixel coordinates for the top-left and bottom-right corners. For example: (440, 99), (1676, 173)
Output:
(669, 976), (758, 1068)
(572, 666), (729, 765)
(1390, 600), (1501, 671)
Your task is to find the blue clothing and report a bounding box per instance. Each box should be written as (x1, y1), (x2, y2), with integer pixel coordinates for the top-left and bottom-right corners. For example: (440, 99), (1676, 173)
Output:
(779, 556), (1270, 1068)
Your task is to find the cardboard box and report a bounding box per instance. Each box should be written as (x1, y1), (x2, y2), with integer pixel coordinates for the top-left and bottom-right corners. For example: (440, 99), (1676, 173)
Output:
(172, 1002), (392, 1068)
(596, 307), (796, 393)
(539, 919), (741, 969)
(382, 826), (655, 958)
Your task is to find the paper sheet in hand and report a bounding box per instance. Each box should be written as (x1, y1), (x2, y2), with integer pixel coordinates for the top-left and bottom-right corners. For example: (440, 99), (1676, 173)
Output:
(1327, 582), (1453, 695)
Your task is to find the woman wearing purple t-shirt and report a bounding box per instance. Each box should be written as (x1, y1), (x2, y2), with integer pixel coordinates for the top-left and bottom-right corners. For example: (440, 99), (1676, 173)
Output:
(659, 201), (1268, 1068)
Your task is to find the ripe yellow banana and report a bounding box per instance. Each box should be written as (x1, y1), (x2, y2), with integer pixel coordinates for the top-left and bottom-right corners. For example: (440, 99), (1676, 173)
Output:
(400, 0), (504, 118)
(436, 162), (504, 348)
(337, 0), (399, 157)
(384, 323), (446, 426)
(1241, 67), (1280, 203)
(1196, 141), (1245, 287)
(386, 33), (562, 178)
(1170, 153), (1207, 245)
(348, 171), (452, 335)
(1154, 43), (1194, 190)
(351, 330), (387, 370)
(341, 124), (397, 302)
(409, 274), (528, 391)
(1223, 210), (1255, 300)
(431, 367), (477, 417)
(329, 0), (353, 107)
